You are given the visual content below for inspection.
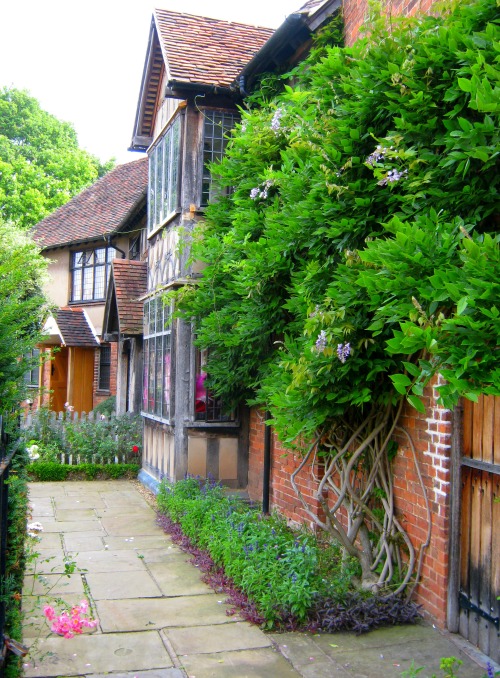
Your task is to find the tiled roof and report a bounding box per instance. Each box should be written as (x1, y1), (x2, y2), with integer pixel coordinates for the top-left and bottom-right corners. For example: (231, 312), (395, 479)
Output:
(111, 260), (147, 335)
(154, 9), (274, 88)
(32, 158), (148, 250)
(56, 308), (99, 347)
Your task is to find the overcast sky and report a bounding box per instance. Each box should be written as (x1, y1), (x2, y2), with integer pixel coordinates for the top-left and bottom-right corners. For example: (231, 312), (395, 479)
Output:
(0, 0), (299, 165)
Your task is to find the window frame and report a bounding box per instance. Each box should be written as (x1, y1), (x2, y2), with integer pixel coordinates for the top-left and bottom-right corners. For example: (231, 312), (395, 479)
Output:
(98, 345), (112, 392)
(70, 246), (116, 303)
(201, 109), (238, 207)
(193, 348), (236, 424)
(142, 296), (172, 422)
(148, 114), (182, 237)
(24, 347), (40, 388)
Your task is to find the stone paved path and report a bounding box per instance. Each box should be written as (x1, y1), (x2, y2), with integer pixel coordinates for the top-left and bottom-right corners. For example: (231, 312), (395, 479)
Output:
(22, 480), (493, 678)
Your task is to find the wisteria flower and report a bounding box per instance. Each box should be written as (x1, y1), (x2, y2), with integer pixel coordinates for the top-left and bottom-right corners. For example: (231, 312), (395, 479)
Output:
(377, 168), (408, 186)
(270, 108), (284, 132)
(366, 145), (387, 165)
(337, 342), (351, 363)
(250, 187), (260, 200)
(315, 330), (327, 353)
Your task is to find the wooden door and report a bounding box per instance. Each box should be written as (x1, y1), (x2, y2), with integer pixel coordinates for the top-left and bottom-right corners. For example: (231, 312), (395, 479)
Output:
(49, 346), (68, 413)
(458, 395), (500, 662)
(70, 348), (95, 414)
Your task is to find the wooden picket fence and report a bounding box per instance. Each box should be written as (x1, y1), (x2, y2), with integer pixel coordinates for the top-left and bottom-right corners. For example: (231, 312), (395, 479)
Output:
(21, 409), (138, 465)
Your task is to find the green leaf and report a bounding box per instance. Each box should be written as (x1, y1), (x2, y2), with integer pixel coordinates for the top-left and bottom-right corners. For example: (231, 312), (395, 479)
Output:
(457, 78), (472, 93)
(407, 394), (426, 413)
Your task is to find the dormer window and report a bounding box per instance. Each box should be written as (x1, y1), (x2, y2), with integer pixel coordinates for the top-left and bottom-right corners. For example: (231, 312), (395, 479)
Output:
(71, 246), (116, 302)
(148, 115), (181, 234)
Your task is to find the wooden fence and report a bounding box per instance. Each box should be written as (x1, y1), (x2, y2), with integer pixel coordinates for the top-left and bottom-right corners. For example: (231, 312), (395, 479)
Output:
(21, 409), (139, 465)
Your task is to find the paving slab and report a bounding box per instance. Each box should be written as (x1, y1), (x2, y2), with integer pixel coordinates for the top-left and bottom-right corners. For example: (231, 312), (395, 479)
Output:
(30, 532), (62, 549)
(271, 626), (487, 678)
(85, 570), (162, 599)
(148, 560), (212, 596)
(25, 550), (72, 575)
(96, 595), (239, 632)
(23, 630), (172, 677)
(138, 547), (188, 564)
(63, 533), (107, 551)
(39, 519), (106, 534)
(23, 572), (85, 596)
(55, 507), (98, 521)
(166, 621), (272, 655)
(54, 496), (107, 509)
(103, 535), (173, 552)
(28, 498), (54, 517)
(179, 647), (299, 677)
(72, 548), (150, 573)
(99, 515), (161, 536)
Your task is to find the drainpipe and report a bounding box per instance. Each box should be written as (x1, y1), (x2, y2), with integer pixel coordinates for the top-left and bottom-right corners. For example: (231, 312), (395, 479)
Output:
(262, 411), (272, 514)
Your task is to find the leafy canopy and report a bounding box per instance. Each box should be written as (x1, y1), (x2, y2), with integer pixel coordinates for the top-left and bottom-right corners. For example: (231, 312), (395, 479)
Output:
(0, 87), (114, 228)
(0, 220), (49, 413)
(178, 0), (500, 444)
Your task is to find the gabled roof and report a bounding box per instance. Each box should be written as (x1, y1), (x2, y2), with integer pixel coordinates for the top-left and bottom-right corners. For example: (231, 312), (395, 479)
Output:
(104, 259), (148, 337)
(155, 10), (274, 89)
(41, 308), (99, 347)
(131, 10), (273, 150)
(32, 159), (148, 250)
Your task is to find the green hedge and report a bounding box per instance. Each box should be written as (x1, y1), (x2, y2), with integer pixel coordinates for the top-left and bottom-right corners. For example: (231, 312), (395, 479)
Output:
(27, 462), (140, 482)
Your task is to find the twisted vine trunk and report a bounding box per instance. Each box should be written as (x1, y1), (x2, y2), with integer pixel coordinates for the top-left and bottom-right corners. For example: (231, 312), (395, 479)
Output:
(290, 401), (431, 596)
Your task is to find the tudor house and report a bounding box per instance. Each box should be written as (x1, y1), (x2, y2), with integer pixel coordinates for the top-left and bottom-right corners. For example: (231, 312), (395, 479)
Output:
(31, 158), (148, 415)
(125, 9), (276, 490)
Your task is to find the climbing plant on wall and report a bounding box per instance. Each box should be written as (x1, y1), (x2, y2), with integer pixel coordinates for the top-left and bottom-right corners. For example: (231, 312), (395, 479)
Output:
(177, 0), (500, 592)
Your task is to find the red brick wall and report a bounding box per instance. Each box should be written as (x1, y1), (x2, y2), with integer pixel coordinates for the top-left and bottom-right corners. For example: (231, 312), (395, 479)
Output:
(393, 377), (452, 625)
(248, 375), (453, 627)
(343, 0), (441, 46)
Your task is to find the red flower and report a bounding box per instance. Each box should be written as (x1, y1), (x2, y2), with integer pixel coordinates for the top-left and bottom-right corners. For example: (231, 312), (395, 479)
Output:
(132, 445), (140, 454)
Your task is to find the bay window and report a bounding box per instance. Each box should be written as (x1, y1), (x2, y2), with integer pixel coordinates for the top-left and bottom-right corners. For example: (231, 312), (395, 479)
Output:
(148, 115), (181, 233)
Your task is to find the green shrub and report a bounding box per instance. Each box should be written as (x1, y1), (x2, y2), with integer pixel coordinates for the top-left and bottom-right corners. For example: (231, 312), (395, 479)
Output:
(157, 477), (358, 626)
(92, 396), (116, 416)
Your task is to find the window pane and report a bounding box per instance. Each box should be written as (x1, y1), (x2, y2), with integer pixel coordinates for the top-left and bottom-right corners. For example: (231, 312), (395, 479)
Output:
(95, 248), (105, 264)
(143, 339), (149, 411)
(82, 267), (93, 300)
(155, 335), (163, 416)
(72, 268), (82, 301)
(148, 339), (155, 413)
(94, 265), (105, 298)
(99, 345), (112, 390)
(169, 118), (180, 214)
(163, 339), (171, 419)
(155, 140), (164, 225)
(148, 151), (155, 233)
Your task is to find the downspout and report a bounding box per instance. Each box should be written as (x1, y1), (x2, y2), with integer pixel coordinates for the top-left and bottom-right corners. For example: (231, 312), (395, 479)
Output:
(262, 411), (272, 514)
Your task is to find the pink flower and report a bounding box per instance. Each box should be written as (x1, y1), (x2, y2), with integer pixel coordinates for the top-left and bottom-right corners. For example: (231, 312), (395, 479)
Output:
(43, 605), (55, 621)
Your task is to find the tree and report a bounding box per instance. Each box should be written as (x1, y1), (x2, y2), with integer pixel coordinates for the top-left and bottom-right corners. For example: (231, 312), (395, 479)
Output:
(178, 0), (499, 592)
(0, 220), (49, 414)
(0, 87), (114, 229)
